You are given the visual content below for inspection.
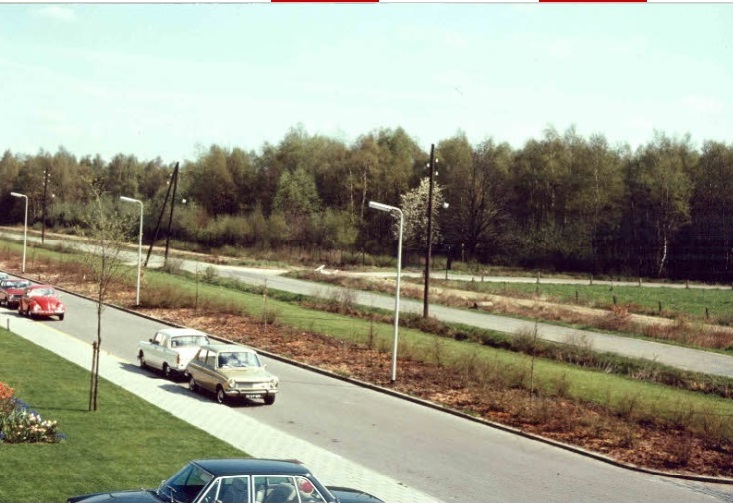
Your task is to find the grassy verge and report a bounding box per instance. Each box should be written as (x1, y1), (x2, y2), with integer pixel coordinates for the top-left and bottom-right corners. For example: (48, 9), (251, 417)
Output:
(433, 277), (733, 325)
(0, 330), (246, 503)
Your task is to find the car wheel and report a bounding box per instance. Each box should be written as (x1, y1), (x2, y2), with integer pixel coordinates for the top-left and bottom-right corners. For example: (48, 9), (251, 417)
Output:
(264, 395), (276, 406)
(139, 352), (148, 369)
(189, 376), (198, 393)
(58, 313), (65, 321)
(163, 364), (172, 379)
(216, 386), (228, 405)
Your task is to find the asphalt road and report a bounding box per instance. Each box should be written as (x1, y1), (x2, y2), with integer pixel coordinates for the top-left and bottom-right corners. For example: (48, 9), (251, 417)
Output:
(3, 277), (733, 502)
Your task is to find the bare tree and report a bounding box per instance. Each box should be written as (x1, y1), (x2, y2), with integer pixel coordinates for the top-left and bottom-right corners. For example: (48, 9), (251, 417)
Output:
(77, 181), (134, 411)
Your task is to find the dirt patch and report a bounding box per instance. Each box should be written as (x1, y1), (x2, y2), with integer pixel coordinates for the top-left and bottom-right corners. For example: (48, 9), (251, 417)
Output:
(6, 258), (733, 480)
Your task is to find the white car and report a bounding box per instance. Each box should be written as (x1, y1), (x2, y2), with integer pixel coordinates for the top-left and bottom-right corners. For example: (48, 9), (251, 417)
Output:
(138, 327), (211, 379)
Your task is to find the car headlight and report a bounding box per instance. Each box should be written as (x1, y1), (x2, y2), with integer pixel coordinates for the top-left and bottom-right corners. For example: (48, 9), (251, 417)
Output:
(270, 377), (279, 388)
(32, 305), (40, 312)
(227, 378), (236, 388)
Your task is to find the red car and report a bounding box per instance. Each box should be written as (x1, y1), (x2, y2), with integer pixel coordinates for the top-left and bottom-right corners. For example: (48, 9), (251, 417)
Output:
(18, 284), (66, 321)
(0, 278), (31, 308)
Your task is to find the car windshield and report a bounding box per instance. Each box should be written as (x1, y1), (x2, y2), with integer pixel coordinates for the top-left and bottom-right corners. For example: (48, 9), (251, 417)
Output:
(172, 335), (210, 347)
(4, 280), (29, 289)
(29, 288), (55, 297)
(217, 351), (261, 368)
(157, 462), (214, 503)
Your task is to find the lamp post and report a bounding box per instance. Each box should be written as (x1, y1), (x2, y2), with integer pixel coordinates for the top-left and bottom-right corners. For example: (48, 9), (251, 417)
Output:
(120, 196), (143, 306)
(369, 200), (403, 384)
(42, 166), (51, 244)
(10, 192), (28, 273)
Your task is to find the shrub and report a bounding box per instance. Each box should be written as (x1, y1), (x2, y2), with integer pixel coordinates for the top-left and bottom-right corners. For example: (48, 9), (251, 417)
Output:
(203, 265), (218, 283)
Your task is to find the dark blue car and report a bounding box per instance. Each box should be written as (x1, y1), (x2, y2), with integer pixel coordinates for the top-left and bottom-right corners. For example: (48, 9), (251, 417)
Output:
(67, 458), (383, 503)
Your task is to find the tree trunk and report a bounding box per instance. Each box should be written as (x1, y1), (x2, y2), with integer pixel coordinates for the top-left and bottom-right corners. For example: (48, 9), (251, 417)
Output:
(657, 232), (668, 278)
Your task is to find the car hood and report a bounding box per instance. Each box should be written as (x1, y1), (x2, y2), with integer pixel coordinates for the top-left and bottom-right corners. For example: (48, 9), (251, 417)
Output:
(67, 489), (161, 503)
(326, 486), (384, 503)
(30, 296), (64, 309)
(218, 367), (274, 382)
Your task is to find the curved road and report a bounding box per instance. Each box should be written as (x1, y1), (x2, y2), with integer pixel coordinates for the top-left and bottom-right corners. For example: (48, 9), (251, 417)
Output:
(3, 281), (733, 502)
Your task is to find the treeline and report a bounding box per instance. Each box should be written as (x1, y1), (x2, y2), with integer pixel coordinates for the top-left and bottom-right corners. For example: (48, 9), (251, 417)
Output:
(2, 125), (733, 282)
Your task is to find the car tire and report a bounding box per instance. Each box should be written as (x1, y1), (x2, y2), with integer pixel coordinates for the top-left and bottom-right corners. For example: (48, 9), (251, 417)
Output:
(264, 395), (276, 406)
(58, 314), (65, 321)
(163, 364), (172, 379)
(139, 353), (148, 369)
(216, 386), (228, 405)
(189, 376), (198, 393)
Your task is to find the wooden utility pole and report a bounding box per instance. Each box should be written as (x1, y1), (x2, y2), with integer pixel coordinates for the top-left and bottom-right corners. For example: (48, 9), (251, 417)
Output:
(144, 162), (179, 268)
(423, 144), (436, 318)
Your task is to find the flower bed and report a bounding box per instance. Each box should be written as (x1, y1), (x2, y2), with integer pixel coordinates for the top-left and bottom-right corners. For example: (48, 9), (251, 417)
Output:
(0, 382), (65, 444)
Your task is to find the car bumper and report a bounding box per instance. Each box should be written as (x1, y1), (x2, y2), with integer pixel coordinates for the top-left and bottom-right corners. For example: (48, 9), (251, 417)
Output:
(32, 309), (65, 317)
(225, 387), (279, 398)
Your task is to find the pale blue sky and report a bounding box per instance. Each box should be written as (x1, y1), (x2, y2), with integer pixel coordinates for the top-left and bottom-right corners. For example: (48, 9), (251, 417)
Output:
(1, 4), (732, 163)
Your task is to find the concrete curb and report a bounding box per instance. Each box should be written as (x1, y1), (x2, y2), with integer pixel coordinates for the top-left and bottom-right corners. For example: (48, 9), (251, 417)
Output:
(10, 271), (733, 487)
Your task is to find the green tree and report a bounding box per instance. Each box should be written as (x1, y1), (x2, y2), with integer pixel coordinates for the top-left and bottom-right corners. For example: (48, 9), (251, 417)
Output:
(0, 150), (22, 223)
(272, 167), (321, 243)
(438, 134), (512, 259)
(687, 141), (733, 278)
(104, 153), (140, 197)
(186, 146), (239, 216)
(625, 133), (697, 276)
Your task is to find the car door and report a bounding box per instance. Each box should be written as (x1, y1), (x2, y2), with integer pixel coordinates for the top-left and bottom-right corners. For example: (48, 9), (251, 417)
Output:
(19, 287), (30, 313)
(200, 350), (223, 392)
(189, 348), (213, 392)
(148, 332), (167, 370)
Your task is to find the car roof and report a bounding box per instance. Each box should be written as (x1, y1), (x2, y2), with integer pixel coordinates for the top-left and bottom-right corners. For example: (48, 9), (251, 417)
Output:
(200, 343), (257, 353)
(193, 459), (311, 477)
(157, 327), (208, 337)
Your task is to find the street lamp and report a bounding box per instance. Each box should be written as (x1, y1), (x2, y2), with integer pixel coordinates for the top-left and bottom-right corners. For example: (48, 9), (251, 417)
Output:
(369, 200), (403, 384)
(42, 166), (51, 244)
(10, 192), (28, 273)
(120, 196), (143, 306)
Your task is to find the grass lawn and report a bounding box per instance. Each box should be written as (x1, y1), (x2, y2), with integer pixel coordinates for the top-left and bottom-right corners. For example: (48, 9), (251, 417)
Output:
(436, 278), (733, 324)
(0, 330), (247, 503)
